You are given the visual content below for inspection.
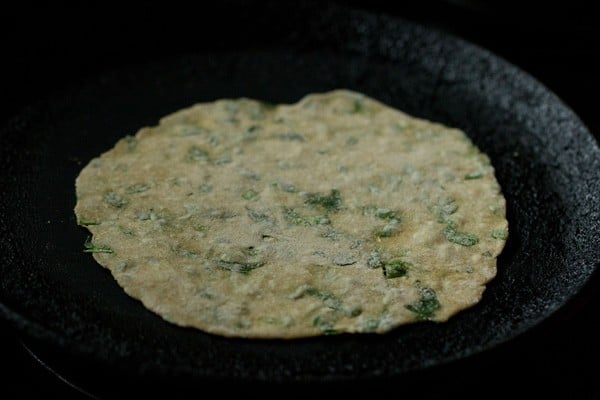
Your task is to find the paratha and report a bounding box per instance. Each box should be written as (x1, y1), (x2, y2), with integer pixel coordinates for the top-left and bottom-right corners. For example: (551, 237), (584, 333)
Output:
(74, 90), (508, 338)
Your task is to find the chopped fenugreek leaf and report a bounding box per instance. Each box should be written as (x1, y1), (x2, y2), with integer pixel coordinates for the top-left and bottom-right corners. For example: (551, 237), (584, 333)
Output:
(352, 99), (364, 113)
(364, 205), (398, 220)
(313, 315), (338, 335)
(465, 172), (483, 180)
(118, 226), (134, 236)
(491, 229), (508, 240)
(374, 218), (400, 238)
(216, 260), (265, 274)
(247, 210), (272, 223)
(258, 316), (281, 325)
(213, 156), (233, 165)
(444, 222), (479, 246)
(188, 146), (209, 161)
(383, 260), (410, 279)
(283, 208), (330, 226)
(242, 189), (259, 201)
(259, 100), (276, 110)
(172, 246), (197, 258)
(83, 237), (113, 254)
(304, 189), (342, 212)
(198, 184), (213, 193)
(279, 132), (305, 142)
(293, 285), (361, 317)
(105, 191), (128, 208)
(280, 182), (297, 192)
(194, 224), (207, 232)
(405, 287), (441, 320)
(123, 135), (137, 152)
(367, 250), (384, 269)
(362, 318), (380, 332)
(125, 183), (151, 194)
(432, 197), (458, 223)
(245, 124), (262, 135)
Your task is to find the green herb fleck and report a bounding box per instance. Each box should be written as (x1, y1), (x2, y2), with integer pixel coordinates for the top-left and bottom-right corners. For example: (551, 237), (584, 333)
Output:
(383, 260), (410, 279)
(258, 316), (281, 325)
(276, 160), (297, 169)
(242, 189), (259, 201)
(177, 126), (208, 136)
(172, 246), (197, 258)
(482, 251), (493, 258)
(125, 183), (150, 194)
(123, 135), (138, 152)
(198, 184), (213, 193)
(313, 315), (338, 335)
(364, 206), (398, 220)
(247, 210), (272, 223)
(279, 132), (305, 142)
(259, 100), (276, 110)
(83, 237), (113, 254)
(303, 287), (341, 306)
(105, 191), (128, 208)
(188, 146), (209, 161)
(216, 260), (264, 274)
(321, 231), (342, 240)
(362, 318), (380, 332)
(235, 320), (251, 330)
(465, 172), (483, 180)
(444, 222), (479, 246)
(118, 226), (134, 236)
(374, 219), (400, 238)
(304, 189), (342, 212)
(213, 156), (232, 165)
(432, 197), (458, 223)
(362, 309), (389, 332)
(272, 181), (296, 192)
(170, 177), (182, 187)
(283, 208), (330, 226)
(245, 125), (262, 137)
(406, 287), (441, 320)
(491, 229), (508, 240)
(376, 209), (397, 220)
(239, 169), (261, 180)
(367, 250), (384, 269)
(294, 286), (361, 317)
(352, 99), (364, 113)
(194, 224), (207, 232)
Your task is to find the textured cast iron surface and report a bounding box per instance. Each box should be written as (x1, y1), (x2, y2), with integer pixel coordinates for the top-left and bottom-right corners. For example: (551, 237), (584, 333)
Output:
(1, 3), (599, 381)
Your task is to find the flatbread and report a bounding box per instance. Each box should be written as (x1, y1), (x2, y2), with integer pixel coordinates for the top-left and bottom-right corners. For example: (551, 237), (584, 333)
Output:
(74, 90), (508, 338)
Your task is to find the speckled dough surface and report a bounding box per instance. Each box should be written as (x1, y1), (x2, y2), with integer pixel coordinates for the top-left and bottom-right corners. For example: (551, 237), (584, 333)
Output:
(74, 90), (508, 338)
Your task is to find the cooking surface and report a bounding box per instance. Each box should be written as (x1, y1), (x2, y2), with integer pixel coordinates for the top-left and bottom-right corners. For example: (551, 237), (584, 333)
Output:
(1, 1), (598, 398)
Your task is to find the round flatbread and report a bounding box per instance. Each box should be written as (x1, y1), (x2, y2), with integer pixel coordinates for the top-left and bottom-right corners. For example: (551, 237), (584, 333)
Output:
(74, 90), (508, 338)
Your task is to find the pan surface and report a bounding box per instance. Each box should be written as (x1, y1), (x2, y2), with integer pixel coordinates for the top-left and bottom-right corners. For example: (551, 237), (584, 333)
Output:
(1, 2), (599, 383)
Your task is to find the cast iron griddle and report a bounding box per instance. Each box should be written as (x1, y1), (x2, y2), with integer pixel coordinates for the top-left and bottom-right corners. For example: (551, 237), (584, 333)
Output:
(1, 2), (599, 383)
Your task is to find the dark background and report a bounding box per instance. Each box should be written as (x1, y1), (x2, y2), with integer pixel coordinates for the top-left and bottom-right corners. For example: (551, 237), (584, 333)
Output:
(1, 1), (598, 398)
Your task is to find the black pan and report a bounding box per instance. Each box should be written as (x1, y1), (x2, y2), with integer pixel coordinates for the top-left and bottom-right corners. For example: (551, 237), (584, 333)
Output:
(1, 1), (599, 392)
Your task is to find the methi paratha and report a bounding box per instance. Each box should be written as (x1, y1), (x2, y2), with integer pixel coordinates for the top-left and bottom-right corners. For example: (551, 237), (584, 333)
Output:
(74, 90), (508, 338)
